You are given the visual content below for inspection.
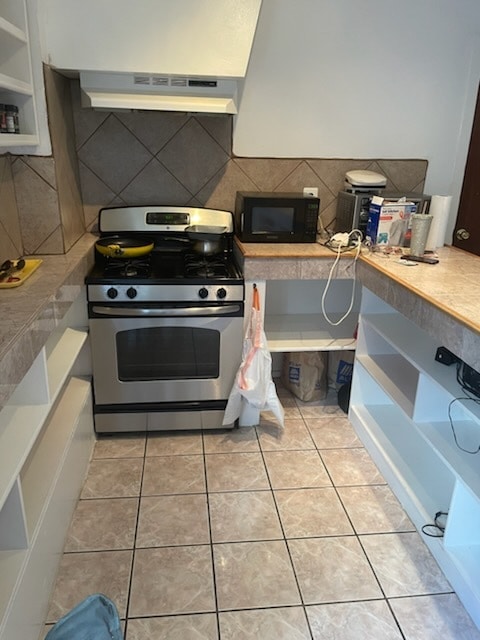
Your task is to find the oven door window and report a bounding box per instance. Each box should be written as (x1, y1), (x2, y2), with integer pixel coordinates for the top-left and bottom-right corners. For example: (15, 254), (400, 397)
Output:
(116, 326), (220, 381)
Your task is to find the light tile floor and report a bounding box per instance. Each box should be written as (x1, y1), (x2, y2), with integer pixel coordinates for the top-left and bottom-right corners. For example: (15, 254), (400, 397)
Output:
(44, 387), (480, 639)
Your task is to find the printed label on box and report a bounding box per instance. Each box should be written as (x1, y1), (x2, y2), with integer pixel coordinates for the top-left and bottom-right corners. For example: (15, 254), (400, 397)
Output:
(366, 196), (417, 246)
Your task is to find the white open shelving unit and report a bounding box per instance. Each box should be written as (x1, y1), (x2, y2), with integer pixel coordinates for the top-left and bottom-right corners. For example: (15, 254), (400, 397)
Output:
(350, 287), (480, 629)
(0, 0), (39, 147)
(0, 291), (95, 640)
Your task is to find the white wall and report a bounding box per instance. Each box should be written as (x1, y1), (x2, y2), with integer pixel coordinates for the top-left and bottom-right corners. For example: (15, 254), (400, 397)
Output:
(234, 0), (480, 240)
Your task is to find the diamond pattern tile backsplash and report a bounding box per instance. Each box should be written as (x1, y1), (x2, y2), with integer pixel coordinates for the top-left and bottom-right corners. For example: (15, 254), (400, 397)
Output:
(70, 79), (427, 233)
(1, 69), (428, 261)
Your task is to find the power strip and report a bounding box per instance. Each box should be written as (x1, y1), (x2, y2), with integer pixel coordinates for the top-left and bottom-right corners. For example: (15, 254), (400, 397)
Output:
(330, 233), (350, 248)
(329, 232), (362, 248)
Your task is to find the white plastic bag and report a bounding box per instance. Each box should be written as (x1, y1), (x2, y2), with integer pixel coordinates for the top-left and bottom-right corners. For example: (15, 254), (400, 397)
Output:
(223, 286), (284, 427)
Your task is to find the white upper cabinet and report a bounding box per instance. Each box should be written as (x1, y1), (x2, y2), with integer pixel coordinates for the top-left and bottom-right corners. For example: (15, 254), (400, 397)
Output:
(40, 0), (262, 78)
(0, 0), (39, 148)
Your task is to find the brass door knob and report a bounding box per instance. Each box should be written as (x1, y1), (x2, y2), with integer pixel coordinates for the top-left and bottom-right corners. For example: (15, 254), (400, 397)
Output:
(456, 228), (470, 240)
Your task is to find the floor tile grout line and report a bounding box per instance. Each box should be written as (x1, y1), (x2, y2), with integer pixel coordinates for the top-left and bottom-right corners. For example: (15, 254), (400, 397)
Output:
(201, 429), (223, 638)
(294, 400), (409, 639)
(51, 420), (468, 637)
(261, 405), (403, 636)
(122, 435), (147, 635)
(297, 412), (400, 625)
(60, 528), (423, 557)
(254, 423), (316, 640)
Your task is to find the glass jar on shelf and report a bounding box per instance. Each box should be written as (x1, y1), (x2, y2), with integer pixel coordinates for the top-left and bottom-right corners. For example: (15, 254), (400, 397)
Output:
(0, 105), (7, 133)
(5, 105), (19, 134)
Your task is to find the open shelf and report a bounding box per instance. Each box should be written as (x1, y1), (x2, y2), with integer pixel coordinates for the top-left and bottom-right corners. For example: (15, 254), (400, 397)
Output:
(0, 1), (27, 32)
(0, 15), (27, 42)
(362, 312), (480, 423)
(265, 312), (357, 352)
(357, 352), (418, 417)
(20, 376), (93, 538)
(264, 278), (359, 353)
(0, 479), (27, 551)
(0, 71), (32, 94)
(0, 377), (94, 639)
(0, 0), (39, 147)
(0, 329), (88, 514)
(0, 549), (27, 621)
(0, 284), (93, 639)
(419, 421), (480, 500)
(350, 365), (455, 526)
(351, 286), (480, 630)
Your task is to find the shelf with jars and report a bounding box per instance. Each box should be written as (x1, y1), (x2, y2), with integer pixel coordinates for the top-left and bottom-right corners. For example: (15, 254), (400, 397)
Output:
(0, 0), (39, 147)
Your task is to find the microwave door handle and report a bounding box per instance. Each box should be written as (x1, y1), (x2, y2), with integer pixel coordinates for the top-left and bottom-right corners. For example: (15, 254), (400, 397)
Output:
(91, 305), (241, 317)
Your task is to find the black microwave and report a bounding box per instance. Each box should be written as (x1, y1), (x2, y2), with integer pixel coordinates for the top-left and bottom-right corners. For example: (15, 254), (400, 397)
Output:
(234, 192), (320, 243)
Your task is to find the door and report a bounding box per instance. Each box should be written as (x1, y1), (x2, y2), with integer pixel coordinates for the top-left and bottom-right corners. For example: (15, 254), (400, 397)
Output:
(453, 83), (480, 256)
(89, 313), (243, 405)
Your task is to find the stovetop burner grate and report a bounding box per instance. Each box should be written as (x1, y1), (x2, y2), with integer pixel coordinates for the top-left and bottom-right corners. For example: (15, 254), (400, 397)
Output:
(184, 254), (230, 278)
(103, 257), (152, 278)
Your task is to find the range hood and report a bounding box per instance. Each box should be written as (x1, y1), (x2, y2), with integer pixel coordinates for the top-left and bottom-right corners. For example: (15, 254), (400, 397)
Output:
(69, 0), (263, 114)
(80, 72), (241, 114)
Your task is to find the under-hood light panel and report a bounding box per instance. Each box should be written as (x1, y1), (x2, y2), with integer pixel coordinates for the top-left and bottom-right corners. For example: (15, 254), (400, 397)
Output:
(80, 71), (240, 114)
(82, 90), (238, 114)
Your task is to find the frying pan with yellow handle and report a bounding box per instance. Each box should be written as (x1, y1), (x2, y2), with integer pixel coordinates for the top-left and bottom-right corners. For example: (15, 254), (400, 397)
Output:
(95, 236), (155, 258)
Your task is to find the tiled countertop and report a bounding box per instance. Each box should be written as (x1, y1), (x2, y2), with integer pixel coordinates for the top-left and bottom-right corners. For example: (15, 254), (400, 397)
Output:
(0, 233), (96, 408)
(1, 236), (479, 408)
(358, 245), (480, 371)
(237, 239), (480, 370)
(234, 238), (360, 280)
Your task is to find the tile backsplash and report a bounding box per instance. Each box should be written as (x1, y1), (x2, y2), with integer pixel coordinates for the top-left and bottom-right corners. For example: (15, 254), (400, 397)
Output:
(0, 156), (23, 260)
(1, 67), (428, 260)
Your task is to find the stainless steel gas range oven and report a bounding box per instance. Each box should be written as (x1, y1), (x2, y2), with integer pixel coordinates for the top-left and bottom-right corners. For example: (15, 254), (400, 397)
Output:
(85, 205), (245, 433)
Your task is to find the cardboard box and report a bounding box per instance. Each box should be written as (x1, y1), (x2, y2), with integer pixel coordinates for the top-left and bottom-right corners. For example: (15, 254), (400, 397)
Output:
(366, 196), (417, 246)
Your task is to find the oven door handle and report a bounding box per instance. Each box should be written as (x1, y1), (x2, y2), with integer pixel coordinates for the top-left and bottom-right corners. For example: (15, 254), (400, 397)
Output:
(91, 305), (242, 317)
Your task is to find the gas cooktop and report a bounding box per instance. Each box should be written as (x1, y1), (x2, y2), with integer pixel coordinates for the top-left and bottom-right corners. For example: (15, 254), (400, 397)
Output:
(85, 250), (243, 285)
(85, 205), (244, 303)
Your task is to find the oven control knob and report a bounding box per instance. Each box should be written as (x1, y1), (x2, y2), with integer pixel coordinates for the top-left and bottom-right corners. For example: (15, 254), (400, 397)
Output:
(217, 287), (227, 299)
(126, 287), (137, 299)
(107, 287), (118, 299)
(198, 287), (209, 299)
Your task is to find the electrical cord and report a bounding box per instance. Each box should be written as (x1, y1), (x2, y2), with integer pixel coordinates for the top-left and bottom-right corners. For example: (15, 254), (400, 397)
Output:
(320, 229), (363, 326)
(448, 361), (480, 455)
(457, 360), (480, 398)
(422, 511), (448, 538)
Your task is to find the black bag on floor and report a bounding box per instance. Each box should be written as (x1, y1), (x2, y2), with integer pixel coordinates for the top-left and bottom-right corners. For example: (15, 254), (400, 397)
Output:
(337, 382), (351, 414)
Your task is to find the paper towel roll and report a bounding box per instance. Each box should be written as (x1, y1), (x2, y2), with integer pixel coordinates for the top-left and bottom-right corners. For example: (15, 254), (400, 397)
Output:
(425, 195), (452, 250)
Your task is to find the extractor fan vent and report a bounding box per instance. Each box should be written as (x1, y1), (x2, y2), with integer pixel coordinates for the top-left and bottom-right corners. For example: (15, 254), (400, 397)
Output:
(133, 75), (218, 89)
(151, 76), (169, 86)
(133, 76), (151, 86)
(170, 77), (188, 87)
(133, 75), (171, 87)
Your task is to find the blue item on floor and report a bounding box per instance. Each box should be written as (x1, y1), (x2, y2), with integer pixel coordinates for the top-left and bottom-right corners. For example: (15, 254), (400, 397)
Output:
(45, 593), (123, 640)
